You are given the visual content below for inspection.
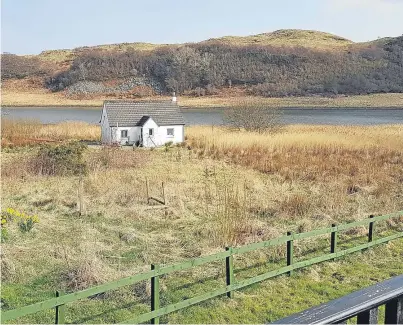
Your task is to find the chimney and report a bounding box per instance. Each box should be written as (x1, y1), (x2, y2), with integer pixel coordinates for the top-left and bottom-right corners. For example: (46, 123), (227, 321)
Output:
(172, 92), (177, 103)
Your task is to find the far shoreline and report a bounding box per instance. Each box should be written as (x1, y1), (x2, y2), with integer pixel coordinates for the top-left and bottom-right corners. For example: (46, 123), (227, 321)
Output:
(1, 92), (402, 109)
(2, 105), (403, 110)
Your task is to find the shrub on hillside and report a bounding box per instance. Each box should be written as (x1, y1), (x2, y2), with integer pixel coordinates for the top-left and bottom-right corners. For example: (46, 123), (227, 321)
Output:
(1, 54), (51, 79)
(43, 37), (403, 96)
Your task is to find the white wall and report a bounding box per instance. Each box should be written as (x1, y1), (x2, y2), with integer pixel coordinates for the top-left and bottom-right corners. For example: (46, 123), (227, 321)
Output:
(158, 125), (184, 144)
(114, 126), (141, 145)
(142, 119), (184, 147)
(101, 112), (185, 147)
(100, 106), (111, 144)
(142, 118), (159, 147)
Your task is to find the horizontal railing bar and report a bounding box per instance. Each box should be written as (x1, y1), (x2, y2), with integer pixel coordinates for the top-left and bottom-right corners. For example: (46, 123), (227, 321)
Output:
(121, 286), (229, 324)
(233, 234), (291, 254)
(231, 232), (402, 293)
(295, 211), (403, 239)
(156, 250), (230, 276)
(338, 211), (402, 231)
(122, 232), (403, 324)
(1, 251), (230, 322)
(1, 269), (155, 322)
(235, 212), (403, 254)
(293, 226), (334, 240)
(3, 211), (402, 322)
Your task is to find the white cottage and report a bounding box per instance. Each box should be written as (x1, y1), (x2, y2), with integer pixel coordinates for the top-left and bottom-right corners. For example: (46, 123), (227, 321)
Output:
(100, 100), (185, 147)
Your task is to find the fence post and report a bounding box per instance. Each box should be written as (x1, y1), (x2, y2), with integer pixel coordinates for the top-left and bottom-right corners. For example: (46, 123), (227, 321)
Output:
(287, 232), (294, 276)
(385, 296), (403, 324)
(368, 215), (375, 243)
(162, 182), (166, 205)
(225, 247), (235, 298)
(146, 178), (150, 204)
(357, 307), (379, 324)
(330, 223), (337, 260)
(55, 291), (65, 324)
(151, 264), (160, 324)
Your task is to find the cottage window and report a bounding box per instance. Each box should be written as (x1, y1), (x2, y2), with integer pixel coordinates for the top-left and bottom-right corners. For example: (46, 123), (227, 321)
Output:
(121, 130), (128, 138)
(167, 128), (174, 136)
(149, 128), (154, 136)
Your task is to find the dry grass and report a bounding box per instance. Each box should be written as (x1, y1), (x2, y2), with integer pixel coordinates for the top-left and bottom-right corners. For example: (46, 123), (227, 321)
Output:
(1, 124), (402, 310)
(187, 125), (403, 151)
(179, 93), (403, 108)
(62, 254), (109, 291)
(35, 43), (167, 64)
(187, 125), (403, 217)
(204, 29), (353, 50)
(1, 86), (105, 107)
(1, 118), (100, 146)
(1, 252), (16, 282)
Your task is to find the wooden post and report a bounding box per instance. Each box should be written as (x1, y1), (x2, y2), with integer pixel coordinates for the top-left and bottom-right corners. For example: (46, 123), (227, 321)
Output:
(151, 264), (160, 324)
(385, 297), (403, 324)
(55, 291), (65, 324)
(357, 307), (378, 324)
(146, 178), (150, 204)
(287, 232), (294, 276)
(330, 223), (337, 260)
(77, 175), (84, 216)
(162, 182), (166, 205)
(368, 215), (375, 243)
(225, 247), (234, 298)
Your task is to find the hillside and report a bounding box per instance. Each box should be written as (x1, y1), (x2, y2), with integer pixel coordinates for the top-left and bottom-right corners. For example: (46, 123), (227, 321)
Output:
(1, 29), (403, 107)
(35, 29), (353, 65)
(202, 29), (353, 49)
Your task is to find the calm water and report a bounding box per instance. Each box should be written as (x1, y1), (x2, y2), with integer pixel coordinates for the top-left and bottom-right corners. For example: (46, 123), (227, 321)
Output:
(2, 107), (403, 125)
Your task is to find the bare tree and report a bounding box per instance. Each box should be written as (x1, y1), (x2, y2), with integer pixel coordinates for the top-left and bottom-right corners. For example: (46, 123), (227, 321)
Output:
(223, 99), (283, 133)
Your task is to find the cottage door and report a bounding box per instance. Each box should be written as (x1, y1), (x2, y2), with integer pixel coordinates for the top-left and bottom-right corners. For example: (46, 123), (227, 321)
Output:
(147, 128), (156, 147)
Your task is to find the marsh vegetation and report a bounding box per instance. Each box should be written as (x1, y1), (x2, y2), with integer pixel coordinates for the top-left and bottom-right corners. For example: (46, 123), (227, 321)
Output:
(1, 120), (402, 323)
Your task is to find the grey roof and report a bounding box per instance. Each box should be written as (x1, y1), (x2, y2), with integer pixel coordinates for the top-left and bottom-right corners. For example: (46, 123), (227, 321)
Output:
(103, 101), (185, 127)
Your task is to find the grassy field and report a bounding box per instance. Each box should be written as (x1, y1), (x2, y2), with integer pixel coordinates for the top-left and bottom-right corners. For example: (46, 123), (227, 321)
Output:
(1, 121), (402, 323)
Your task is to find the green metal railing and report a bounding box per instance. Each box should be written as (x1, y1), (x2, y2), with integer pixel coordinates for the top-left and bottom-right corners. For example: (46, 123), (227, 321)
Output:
(2, 211), (402, 324)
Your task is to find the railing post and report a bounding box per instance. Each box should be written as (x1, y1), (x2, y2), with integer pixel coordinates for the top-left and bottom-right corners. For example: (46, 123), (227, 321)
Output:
(357, 307), (378, 324)
(368, 215), (375, 242)
(330, 223), (337, 260)
(151, 264), (160, 324)
(287, 232), (294, 276)
(55, 291), (65, 324)
(225, 247), (234, 298)
(385, 296), (403, 324)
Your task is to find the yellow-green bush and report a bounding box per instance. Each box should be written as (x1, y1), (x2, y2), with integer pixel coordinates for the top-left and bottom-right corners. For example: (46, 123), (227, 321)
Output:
(2, 208), (39, 233)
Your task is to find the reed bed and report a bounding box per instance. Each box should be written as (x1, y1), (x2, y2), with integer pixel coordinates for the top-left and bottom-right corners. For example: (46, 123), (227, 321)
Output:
(187, 125), (403, 152)
(1, 118), (100, 146)
(186, 125), (403, 181)
(187, 125), (403, 219)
